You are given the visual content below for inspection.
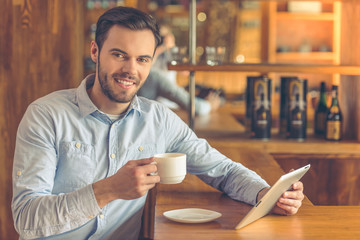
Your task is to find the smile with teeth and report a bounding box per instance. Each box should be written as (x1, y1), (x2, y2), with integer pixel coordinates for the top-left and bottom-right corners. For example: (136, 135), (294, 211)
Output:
(115, 78), (135, 86)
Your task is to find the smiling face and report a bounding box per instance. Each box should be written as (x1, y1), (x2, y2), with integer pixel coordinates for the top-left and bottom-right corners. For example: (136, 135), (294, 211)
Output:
(89, 24), (156, 114)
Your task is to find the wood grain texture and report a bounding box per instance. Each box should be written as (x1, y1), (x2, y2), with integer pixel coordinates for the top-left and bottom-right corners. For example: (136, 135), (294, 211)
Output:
(340, 0), (360, 140)
(174, 108), (360, 155)
(155, 204), (360, 240)
(168, 63), (360, 75)
(0, 0), (84, 239)
(152, 146), (359, 240)
(174, 108), (360, 206)
(274, 154), (360, 206)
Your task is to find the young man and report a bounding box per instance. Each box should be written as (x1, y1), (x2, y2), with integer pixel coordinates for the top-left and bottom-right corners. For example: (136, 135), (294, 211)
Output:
(12, 7), (304, 240)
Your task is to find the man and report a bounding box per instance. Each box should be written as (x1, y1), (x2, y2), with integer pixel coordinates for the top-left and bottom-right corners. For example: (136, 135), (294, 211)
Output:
(138, 68), (222, 115)
(12, 7), (304, 240)
(141, 24), (222, 115)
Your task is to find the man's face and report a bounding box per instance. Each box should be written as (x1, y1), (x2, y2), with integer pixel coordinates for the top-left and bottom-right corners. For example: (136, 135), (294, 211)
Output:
(92, 25), (155, 104)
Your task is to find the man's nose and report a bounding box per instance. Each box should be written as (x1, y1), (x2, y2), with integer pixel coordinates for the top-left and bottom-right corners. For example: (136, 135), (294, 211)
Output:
(121, 59), (137, 75)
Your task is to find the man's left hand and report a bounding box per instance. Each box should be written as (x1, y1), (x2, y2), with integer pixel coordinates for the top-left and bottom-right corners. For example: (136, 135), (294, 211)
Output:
(257, 181), (304, 216)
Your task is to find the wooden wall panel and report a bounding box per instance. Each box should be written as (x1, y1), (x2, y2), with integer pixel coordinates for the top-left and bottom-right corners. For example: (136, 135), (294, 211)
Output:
(273, 154), (360, 206)
(0, 0), (84, 239)
(340, 0), (360, 140)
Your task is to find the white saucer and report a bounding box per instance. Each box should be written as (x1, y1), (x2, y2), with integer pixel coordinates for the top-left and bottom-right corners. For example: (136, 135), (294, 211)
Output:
(163, 208), (222, 223)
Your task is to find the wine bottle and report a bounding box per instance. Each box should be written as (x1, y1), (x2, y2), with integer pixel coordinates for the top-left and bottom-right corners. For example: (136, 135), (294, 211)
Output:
(251, 93), (271, 139)
(325, 85), (342, 141)
(314, 82), (327, 135)
(287, 93), (307, 140)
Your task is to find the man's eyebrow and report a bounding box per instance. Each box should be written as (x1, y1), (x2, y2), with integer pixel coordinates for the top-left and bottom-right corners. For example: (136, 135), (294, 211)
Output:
(139, 54), (154, 60)
(109, 48), (153, 60)
(109, 48), (127, 55)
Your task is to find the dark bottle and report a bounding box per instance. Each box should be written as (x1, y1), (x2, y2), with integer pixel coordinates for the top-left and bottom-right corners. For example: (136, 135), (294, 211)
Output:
(251, 93), (271, 139)
(287, 93), (306, 140)
(325, 85), (342, 141)
(314, 82), (328, 135)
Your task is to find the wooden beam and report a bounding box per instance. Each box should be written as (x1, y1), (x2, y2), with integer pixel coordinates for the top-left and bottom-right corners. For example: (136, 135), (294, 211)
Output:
(340, 0), (360, 140)
(168, 63), (360, 75)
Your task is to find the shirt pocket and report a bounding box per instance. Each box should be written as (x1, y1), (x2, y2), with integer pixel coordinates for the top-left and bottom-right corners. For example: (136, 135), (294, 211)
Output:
(53, 141), (96, 193)
(125, 143), (158, 161)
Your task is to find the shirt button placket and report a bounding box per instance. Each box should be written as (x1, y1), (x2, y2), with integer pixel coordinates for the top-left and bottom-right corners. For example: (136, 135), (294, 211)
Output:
(109, 123), (117, 175)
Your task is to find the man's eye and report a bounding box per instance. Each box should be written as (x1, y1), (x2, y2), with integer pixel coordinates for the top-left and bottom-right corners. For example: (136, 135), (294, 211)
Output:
(138, 58), (150, 63)
(113, 53), (125, 59)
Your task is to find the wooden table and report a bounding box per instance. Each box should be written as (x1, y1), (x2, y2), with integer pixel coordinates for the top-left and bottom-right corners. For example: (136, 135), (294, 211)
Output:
(147, 146), (360, 240)
(155, 195), (360, 240)
(139, 110), (360, 239)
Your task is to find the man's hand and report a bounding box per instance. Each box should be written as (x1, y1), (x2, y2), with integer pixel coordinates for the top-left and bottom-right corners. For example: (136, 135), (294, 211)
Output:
(275, 181), (304, 215)
(205, 91), (222, 112)
(257, 181), (304, 216)
(93, 157), (160, 208)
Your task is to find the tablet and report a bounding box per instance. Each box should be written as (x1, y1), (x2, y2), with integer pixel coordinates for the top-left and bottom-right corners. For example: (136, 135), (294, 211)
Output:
(235, 164), (310, 230)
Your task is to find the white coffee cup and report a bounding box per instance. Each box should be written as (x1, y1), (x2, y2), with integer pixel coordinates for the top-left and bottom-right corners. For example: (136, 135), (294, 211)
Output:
(153, 153), (186, 184)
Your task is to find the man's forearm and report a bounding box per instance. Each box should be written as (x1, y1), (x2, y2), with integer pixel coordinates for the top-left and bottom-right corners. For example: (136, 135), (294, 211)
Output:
(92, 177), (118, 209)
(12, 185), (101, 238)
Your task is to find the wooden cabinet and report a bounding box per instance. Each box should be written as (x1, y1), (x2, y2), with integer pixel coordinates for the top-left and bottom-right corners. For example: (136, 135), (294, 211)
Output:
(263, 0), (342, 96)
(266, 1), (341, 65)
(169, 0), (360, 141)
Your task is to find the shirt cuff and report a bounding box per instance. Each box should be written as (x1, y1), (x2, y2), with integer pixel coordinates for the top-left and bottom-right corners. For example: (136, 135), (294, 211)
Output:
(247, 181), (270, 206)
(67, 184), (102, 220)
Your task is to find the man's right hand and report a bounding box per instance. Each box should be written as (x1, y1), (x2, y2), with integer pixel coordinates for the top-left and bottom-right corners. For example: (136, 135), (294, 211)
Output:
(205, 91), (222, 112)
(92, 157), (160, 208)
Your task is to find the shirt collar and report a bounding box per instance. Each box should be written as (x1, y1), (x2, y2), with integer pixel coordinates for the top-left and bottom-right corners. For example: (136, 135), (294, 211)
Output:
(76, 74), (143, 118)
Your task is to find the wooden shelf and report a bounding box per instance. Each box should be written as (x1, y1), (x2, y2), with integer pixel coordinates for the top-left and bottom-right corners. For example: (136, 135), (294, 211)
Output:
(168, 63), (360, 75)
(266, 1), (342, 70)
(276, 12), (335, 21)
(207, 133), (360, 155)
(276, 52), (335, 61)
(175, 109), (360, 155)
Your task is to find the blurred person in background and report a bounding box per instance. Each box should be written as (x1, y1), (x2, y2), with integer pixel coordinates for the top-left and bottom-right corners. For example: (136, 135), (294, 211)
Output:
(138, 24), (224, 115)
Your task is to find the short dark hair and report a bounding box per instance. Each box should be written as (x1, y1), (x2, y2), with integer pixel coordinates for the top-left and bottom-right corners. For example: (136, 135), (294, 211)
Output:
(95, 6), (161, 52)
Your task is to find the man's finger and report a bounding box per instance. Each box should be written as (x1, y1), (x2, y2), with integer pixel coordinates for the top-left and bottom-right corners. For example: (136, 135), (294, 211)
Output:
(279, 197), (302, 209)
(130, 157), (155, 166)
(283, 190), (304, 200)
(276, 202), (299, 215)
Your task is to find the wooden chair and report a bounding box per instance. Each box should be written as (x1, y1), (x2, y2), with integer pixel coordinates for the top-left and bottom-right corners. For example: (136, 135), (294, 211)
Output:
(139, 186), (158, 240)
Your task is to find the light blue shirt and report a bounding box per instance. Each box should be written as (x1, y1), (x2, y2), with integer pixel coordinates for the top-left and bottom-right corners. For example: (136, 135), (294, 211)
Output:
(12, 74), (269, 240)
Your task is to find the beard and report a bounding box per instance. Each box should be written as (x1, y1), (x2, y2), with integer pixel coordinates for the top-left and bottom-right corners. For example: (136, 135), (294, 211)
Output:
(97, 56), (141, 103)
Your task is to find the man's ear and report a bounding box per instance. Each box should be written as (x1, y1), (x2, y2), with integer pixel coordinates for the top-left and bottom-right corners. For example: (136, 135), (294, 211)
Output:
(90, 41), (98, 63)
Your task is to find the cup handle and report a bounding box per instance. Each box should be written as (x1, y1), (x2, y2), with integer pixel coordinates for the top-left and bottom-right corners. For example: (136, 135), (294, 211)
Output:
(149, 161), (158, 176)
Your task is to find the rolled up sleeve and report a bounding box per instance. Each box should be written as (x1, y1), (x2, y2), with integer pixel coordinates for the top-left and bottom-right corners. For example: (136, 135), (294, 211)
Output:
(12, 104), (101, 239)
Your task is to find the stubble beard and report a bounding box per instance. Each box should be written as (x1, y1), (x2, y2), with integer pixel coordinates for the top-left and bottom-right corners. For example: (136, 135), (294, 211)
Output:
(97, 56), (139, 104)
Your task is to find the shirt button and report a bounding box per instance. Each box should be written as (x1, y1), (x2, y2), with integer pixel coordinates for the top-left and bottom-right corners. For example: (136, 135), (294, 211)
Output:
(88, 216), (94, 219)
(99, 214), (104, 219)
(17, 171), (22, 176)
(138, 146), (143, 151)
(110, 153), (116, 159)
(75, 143), (81, 148)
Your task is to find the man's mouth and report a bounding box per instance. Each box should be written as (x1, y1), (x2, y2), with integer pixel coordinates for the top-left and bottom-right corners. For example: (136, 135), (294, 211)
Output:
(115, 78), (135, 86)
